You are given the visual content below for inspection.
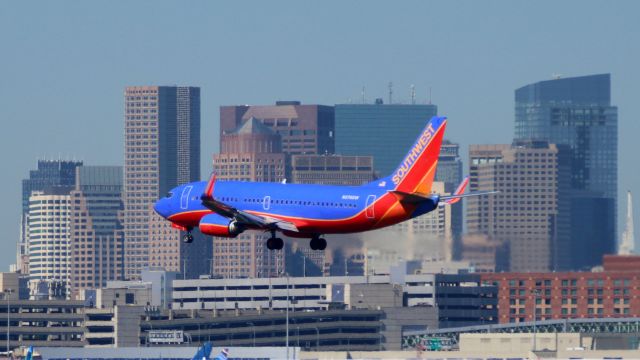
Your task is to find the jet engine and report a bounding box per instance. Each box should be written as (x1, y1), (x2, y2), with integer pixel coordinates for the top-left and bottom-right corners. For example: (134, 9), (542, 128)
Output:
(198, 214), (244, 238)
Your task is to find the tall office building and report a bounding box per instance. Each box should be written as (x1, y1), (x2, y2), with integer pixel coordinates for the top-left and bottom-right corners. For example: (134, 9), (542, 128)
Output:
(213, 118), (286, 182)
(212, 118), (285, 278)
(290, 154), (376, 186)
(27, 187), (73, 299)
(69, 166), (124, 299)
(467, 141), (572, 272)
(18, 160), (82, 274)
(335, 102), (437, 175)
(435, 140), (464, 259)
(220, 101), (334, 155)
(124, 86), (209, 280)
(514, 74), (618, 252)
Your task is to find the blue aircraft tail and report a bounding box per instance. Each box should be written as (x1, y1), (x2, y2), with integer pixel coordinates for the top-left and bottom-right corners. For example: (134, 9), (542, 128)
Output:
(192, 342), (213, 360)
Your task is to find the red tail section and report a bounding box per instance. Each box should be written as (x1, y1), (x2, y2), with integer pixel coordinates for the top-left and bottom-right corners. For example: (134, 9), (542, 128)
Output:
(391, 116), (447, 194)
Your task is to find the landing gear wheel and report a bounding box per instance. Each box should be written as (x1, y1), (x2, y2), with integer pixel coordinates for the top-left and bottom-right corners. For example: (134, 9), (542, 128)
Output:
(266, 237), (284, 250)
(310, 237), (327, 251)
(266, 238), (275, 250)
(274, 237), (284, 250)
(182, 233), (194, 243)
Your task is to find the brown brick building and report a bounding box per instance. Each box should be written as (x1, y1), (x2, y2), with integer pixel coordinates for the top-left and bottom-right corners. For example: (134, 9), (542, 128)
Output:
(212, 118), (285, 278)
(220, 101), (334, 155)
(481, 256), (640, 324)
(213, 118), (286, 182)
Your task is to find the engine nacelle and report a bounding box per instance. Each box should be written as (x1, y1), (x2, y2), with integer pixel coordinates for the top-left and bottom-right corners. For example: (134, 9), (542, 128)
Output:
(199, 214), (244, 238)
(228, 220), (245, 236)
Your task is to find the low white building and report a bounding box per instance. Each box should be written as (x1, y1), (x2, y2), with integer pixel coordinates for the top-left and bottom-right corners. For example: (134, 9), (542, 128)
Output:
(172, 275), (393, 311)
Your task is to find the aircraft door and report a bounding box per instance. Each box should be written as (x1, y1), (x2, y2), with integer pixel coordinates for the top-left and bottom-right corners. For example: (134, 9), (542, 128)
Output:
(366, 195), (376, 219)
(180, 186), (193, 210)
(263, 196), (271, 210)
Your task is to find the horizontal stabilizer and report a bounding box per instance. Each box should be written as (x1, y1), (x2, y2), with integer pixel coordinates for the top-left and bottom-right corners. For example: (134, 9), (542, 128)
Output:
(440, 190), (499, 204)
(443, 176), (469, 205)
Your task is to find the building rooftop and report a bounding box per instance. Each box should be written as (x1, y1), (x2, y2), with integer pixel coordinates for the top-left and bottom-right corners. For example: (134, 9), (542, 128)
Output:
(228, 117), (277, 135)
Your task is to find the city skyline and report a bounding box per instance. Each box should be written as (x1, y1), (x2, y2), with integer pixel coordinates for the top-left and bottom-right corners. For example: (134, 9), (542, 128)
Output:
(2, 1), (640, 269)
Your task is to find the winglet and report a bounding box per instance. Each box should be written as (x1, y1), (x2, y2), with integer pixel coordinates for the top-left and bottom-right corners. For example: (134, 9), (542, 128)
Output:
(445, 176), (469, 205)
(203, 172), (217, 199)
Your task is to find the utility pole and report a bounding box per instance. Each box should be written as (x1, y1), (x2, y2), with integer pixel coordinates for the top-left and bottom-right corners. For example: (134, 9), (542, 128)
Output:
(286, 274), (290, 359)
(532, 289), (541, 352)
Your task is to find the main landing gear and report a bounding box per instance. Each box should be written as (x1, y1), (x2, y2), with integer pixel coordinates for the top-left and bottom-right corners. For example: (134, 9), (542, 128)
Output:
(310, 235), (327, 251)
(266, 230), (284, 250)
(182, 229), (194, 243)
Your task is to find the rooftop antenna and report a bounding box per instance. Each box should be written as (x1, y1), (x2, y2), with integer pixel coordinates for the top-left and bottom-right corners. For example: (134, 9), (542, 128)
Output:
(428, 87), (432, 105)
(361, 86), (366, 104)
(388, 82), (393, 104)
(410, 84), (416, 105)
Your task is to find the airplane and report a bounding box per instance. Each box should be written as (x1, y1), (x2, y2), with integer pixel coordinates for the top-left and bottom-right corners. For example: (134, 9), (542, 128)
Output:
(154, 116), (496, 251)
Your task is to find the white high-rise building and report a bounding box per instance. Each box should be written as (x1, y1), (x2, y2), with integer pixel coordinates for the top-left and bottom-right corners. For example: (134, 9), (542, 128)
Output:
(620, 191), (635, 255)
(27, 189), (72, 299)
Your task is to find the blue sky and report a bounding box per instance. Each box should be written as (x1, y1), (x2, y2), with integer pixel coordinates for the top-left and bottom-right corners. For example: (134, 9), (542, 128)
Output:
(0, 1), (638, 268)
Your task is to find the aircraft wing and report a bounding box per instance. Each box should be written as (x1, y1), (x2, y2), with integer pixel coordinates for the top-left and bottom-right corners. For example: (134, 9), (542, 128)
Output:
(200, 173), (299, 233)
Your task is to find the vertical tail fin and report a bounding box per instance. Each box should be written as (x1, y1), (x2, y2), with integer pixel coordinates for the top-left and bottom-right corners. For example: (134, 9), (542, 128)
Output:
(390, 116), (447, 194)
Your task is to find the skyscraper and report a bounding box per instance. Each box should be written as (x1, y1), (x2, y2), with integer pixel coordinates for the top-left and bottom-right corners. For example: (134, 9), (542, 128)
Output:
(69, 166), (124, 299)
(213, 118), (287, 182)
(18, 160), (82, 274)
(124, 86), (208, 280)
(514, 74), (618, 242)
(335, 102), (437, 175)
(212, 117), (285, 278)
(27, 187), (73, 299)
(467, 141), (572, 272)
(220, 101), (334, 155)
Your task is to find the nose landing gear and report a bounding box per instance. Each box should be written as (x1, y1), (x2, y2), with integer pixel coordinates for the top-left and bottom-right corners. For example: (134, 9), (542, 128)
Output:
(182, 229), (194, 243)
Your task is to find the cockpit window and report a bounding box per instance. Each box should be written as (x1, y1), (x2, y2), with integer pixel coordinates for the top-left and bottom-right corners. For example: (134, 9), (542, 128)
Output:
(166, 192), (173, 198)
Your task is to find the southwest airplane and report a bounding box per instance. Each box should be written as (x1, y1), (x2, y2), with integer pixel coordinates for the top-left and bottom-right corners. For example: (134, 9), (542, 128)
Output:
(154, 116), (494, 251)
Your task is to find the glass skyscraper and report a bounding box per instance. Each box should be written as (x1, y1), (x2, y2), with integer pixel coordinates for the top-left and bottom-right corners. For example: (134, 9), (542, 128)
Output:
(335, 103), (438, 176)
(515, 74), (617, 200)
(514, 74), (618, 268)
